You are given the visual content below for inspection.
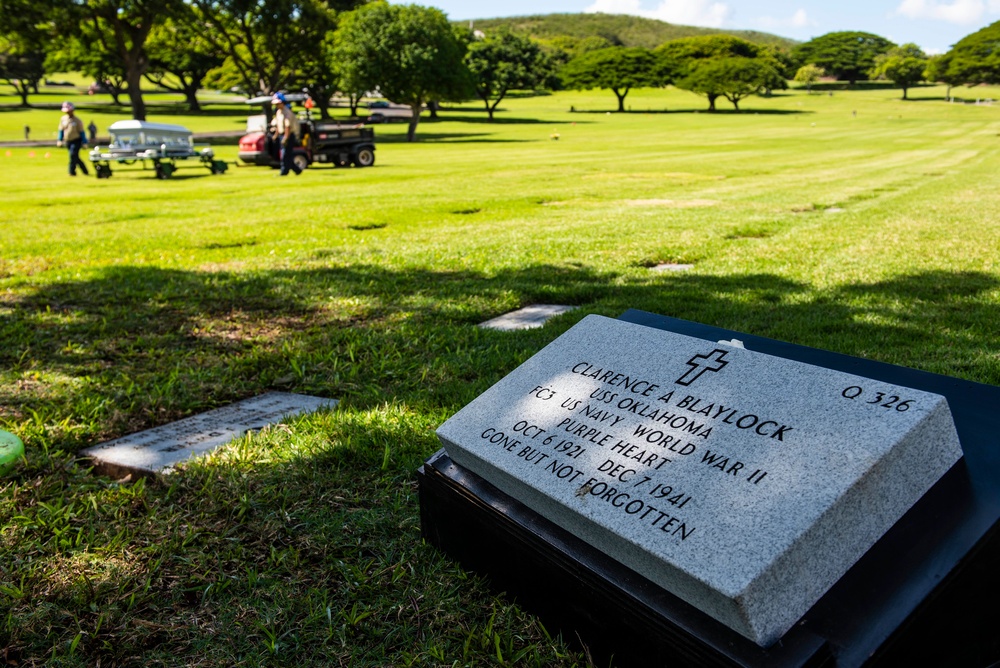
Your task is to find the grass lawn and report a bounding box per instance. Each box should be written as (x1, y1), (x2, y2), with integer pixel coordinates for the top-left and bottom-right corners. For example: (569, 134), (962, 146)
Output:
(2, 81), (1000, 666)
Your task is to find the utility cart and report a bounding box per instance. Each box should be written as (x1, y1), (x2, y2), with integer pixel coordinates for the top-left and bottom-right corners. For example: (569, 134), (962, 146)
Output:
(237, 95), (376, 170)
(89, 120), (228, 179)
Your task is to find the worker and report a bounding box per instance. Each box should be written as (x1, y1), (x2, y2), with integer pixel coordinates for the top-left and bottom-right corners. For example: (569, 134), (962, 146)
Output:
(271, 92), (302, 176)
(56, 101), (89, 177)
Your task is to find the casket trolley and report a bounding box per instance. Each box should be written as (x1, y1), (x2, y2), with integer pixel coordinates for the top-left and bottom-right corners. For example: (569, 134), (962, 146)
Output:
(88, 120), (229, 179)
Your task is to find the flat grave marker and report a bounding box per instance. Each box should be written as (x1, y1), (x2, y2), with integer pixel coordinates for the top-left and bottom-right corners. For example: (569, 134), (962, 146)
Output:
(82, 392), (337, 477)
(435, 314), (963, 647)
(478, 304), (577, 331)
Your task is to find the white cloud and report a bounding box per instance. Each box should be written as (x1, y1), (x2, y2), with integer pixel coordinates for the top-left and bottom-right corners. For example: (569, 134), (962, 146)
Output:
(585, 0), (732, 28)
(756, 8), (814, 29)
(791, 9), (810, 27)
(894, 0), (993, 24)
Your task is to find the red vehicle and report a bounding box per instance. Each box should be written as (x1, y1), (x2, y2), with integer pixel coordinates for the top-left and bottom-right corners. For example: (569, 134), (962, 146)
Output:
(238, 95), (376, 170)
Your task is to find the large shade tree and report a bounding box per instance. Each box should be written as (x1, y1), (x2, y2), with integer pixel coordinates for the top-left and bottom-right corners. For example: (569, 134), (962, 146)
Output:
(657, 35), (784, 111)
(792, 31), (895, 85)
(0, 39), (44, 106)
(334, 2), (472, 141)
(924, 53), (963, 98)
(191, 0), (360, 100)
(0, 0), (70, 105)
(937, 21), (1000, 87)
(46, 31), (129, 105)
(466, 26), (553, 121)
(869, 43), (927, 99)
(69, 0), (184, 120)
(678, 57), (779, 111)
(560, 46), (658, 112)
(144, 11), (225, 111)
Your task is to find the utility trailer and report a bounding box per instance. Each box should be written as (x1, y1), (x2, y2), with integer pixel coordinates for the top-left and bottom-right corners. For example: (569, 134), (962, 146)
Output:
(88, 120), (227, 179)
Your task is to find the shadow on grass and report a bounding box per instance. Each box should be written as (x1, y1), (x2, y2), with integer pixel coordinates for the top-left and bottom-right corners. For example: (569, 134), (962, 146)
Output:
(570, 108), (813, 115)
(4, 264), (999, 440)
(424, 114), (587, 125)
(373, 131), (534, 144)
(4, 261), (1000, 665)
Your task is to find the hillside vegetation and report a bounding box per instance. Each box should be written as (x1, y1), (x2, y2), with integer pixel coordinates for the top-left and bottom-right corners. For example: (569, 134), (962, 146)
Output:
(465, 12), (798, 50)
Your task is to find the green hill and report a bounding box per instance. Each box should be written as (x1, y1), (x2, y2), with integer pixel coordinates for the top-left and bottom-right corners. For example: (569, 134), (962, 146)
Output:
(464, 12), (798, 51)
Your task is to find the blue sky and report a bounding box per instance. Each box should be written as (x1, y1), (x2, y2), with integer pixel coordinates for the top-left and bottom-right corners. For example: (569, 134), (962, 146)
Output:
(401, 1), (1000, 54)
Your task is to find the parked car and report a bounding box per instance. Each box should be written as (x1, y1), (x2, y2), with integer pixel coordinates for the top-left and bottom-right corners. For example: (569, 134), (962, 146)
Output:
(366, 101), (416, 123)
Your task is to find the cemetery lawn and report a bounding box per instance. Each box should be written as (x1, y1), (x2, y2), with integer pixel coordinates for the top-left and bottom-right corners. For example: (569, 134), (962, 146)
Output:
(2, 83), (1000, 666)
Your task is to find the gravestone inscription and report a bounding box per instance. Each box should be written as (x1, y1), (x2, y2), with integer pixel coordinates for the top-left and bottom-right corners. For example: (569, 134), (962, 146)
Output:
(83, 392), (337, 477)
(436, 315), (963, 647)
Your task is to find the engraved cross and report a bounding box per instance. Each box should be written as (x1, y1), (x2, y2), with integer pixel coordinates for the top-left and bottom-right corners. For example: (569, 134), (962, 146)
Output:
(675, 349), (730, 386)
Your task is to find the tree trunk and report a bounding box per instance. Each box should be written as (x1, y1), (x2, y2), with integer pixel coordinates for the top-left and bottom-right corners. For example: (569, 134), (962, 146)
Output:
(10, 81), (30, 106)
(406, 102), (422, 142)
(184, 86), (202, 112)
(902, 86), (908, 100)
(488, 92), (506, 121)
(614, 87), (627, 112)
(707, 93), (717, 112)
(127, 65), (147, 120)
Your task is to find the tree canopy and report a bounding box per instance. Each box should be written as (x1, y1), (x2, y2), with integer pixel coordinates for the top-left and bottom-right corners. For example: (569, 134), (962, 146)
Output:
(71, 0), (185, 120)
(145, 11), (225, 112)
(657, 35), (782, 111)
(870, 43), (927, 99)
(937, 20), (1000, 86)
(334, 2), (472, 141)
(0, 0), (65, 105)
(792, 31), (895, 85)
(560, 46), (658, 112)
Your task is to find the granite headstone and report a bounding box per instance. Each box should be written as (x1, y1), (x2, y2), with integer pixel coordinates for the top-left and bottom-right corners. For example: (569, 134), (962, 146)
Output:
(436, 315), (963, 646)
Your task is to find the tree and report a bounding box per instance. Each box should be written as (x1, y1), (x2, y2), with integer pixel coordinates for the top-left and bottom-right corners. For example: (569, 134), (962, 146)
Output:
(678, 57), (778, 111)
(794, 63), (825, 93)
(560, 46), (657, 112)
(334, 2), (472, 142)
(0, 39), (44, 106)
(46, 33), (128, 105)
(190, 0), (356, 100)
(792, 31), (895, 85)
(936, 21), (1000, 87)
(924, 53), (963, 99)
(657, 35), (782, 111)
(0, 0), (67, 105)
(144, 11), (225, 111)
(869, 43), (926, 100)
(466, 26), (552, 121)
(69, 0), (184, 120)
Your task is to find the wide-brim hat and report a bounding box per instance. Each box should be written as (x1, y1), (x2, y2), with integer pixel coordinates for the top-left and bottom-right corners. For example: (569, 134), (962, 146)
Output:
(61, 101), (75, 112)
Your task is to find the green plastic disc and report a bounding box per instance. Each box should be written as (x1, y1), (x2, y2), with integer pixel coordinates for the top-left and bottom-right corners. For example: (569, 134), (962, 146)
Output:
(0, 430), (24, 475)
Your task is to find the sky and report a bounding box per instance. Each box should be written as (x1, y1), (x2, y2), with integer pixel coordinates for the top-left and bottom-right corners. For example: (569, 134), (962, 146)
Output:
(402, 0), (1000, 54)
